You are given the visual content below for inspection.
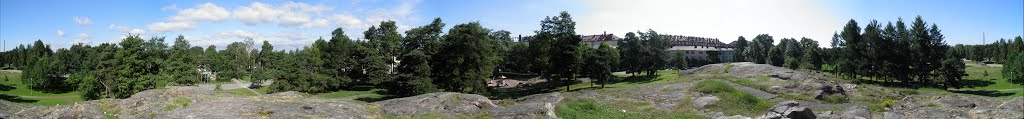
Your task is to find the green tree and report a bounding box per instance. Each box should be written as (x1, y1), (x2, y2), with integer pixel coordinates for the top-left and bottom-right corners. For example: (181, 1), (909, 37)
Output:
(938, 51), (966, 89)
(112, 35), (153, 98)
(671, 51), (688, 69)
(799, 38), (822, 70)
(618, 32), (641, 75)
(432, 22), (497, 94)
(165, 35), (200, 85)
(1005, 51), (1024, 84)
(767, 45), (784, 67)
(746, 34), (774, 64)
(733, 36), (748, 62)
(389, 50), (439, 96)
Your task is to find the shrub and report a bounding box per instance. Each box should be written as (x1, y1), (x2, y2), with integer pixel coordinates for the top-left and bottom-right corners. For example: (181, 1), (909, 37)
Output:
(882, 100), (899, 107)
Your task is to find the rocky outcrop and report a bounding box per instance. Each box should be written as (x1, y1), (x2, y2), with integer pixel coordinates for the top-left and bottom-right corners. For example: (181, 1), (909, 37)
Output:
(758, 100), (816, 119)
(681, 62), (849, 100)
(159, 91), (371, 118)
(879, 94), (1023, 119)
(488, 92), (563, 119)
(2, 86), (372, 119)
(374, 92), (498, 116)
(375, 92), (564, 119)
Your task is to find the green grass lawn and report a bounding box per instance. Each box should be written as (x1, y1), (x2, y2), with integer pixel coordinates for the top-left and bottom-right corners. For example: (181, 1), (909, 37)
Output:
(0, 72), (83, 106)
(953, 65), (1024, 98)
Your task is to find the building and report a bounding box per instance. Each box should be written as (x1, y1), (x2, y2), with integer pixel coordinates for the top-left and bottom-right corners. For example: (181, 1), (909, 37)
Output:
(664, 35), (734, 62)
(581, 32), (621, 48)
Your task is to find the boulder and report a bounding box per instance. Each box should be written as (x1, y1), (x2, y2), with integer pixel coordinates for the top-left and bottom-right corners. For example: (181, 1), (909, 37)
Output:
(840, 106), (871, 119)
(760, 100), (815, 119)
(692, 93), (721, 109)
(374, 92), (498, 116)
(782, 107), (815, 119)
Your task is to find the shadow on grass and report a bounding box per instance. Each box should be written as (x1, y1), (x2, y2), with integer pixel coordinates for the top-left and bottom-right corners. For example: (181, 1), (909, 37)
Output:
(0, 94), (38, 103)
(950, 90), (1015, 97)
(354, 95), (397, 102)
(959, 79), (996, 88)
(615, 75), (659, 84)
(0, 84), (14, 91)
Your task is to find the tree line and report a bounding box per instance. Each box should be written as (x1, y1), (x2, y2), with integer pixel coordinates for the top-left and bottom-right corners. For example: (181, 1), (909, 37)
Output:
(0, 11), (637, 99)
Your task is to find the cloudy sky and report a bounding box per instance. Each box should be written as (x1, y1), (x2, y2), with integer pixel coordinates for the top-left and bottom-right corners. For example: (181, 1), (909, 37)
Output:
(1, 0), (1021, 50)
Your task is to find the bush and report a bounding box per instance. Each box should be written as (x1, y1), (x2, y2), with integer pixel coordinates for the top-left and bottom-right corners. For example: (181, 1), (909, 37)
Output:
(882, 100), (899, 107)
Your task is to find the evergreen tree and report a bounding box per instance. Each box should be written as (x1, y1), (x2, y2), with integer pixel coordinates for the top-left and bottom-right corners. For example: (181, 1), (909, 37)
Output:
(390, 50), (438, 96)
(432, 22), (497, 94)
(113, 35), (152, 98)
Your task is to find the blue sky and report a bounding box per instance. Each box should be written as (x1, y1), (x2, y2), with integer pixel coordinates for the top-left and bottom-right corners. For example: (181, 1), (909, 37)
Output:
(1, 0), (1021, 50)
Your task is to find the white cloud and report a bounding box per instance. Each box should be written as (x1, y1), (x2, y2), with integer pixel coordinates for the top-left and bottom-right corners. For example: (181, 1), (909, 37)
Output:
(279, 13), (311, 26)
(110, 24), (147, 35)
(233, 2), (335, 28)
(218, 30), (259, 39)
(277, 32), (314, 40)
(330, 13), (366, 29)
(302, 18), (330, 29)
(129, 29), (146, 35)
(161, 4), (177, 11)
(169, 3), (230, 22)
(233, 2), (281, 25)
(73, 17), (92, 27)
(57, 30), (65, 37)
(74, 33), (92, 44)
(577, 0), (842, 47)
(147, 21), (196, 33)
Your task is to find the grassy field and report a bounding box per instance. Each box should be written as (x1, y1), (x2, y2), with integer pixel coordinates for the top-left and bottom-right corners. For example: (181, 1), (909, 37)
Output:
(951, 64), (1024, 98)
(0, 72), (83, 106)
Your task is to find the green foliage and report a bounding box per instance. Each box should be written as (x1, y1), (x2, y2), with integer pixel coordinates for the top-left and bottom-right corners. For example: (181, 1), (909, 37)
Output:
(1005, 51), (1024, 84)
(671, 51), (688, 69)
(733, 36), (748, 62)
(745, 34), (774, 64)
(431, 22), (497, 94)
(882, 100), (899, 107)
(389, 50), (439, 96)
(767, 46), (784, 66)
